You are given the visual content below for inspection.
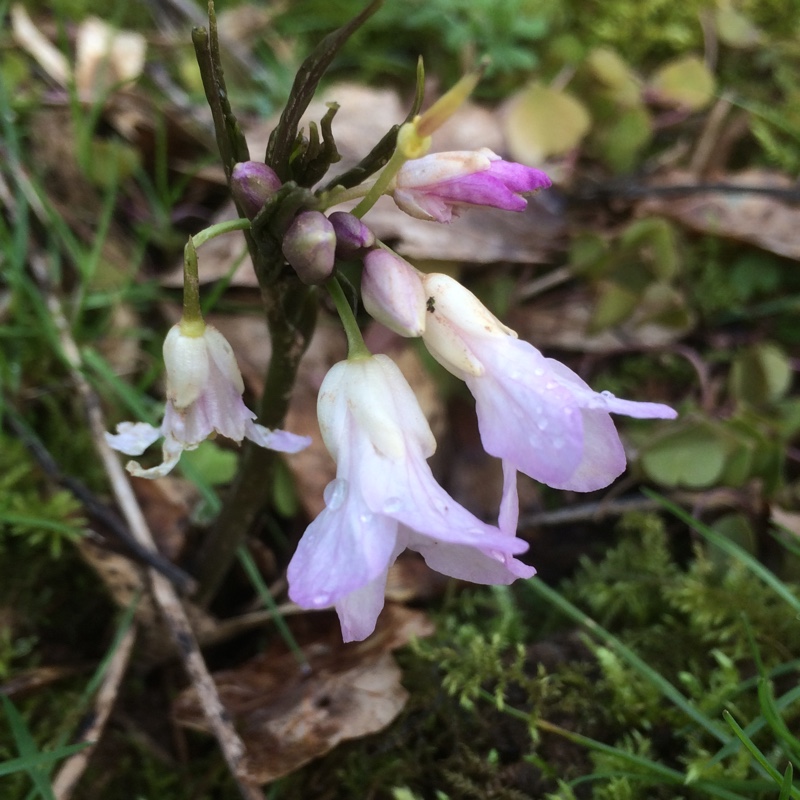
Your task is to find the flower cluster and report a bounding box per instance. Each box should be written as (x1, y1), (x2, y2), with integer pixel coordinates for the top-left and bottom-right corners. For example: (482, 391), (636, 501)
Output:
(108, 73), (676, 643)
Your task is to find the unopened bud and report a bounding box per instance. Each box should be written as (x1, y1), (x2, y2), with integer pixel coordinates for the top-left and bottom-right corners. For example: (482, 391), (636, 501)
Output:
(329, 211), (375, 257)
(231, 161), (282, 219)
(282, 211), (336, 284)
(362, 250), (426, 337)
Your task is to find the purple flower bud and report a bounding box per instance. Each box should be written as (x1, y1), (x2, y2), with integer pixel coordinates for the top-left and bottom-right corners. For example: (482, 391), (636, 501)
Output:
(362, 249), (426, 337)
(328, 211), (375, 257)
(282, 211), (336, 284)
(230, 161), (282, 219)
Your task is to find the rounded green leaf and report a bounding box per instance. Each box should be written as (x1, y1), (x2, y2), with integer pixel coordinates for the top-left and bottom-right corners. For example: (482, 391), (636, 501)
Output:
(641, 423), (731, 488)
(505, 82), (591, 163)
(650, 55), (716, 111)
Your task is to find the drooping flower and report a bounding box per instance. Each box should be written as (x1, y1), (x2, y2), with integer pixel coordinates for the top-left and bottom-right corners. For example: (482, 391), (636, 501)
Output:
(106, 323), (311, 479)
(392, 148), (552, 223)
(422, 273), (677, 491)
(287, 354), (534, 642)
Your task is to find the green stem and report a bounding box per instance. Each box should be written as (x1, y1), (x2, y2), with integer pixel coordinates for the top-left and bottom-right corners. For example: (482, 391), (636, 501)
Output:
(318, 179), (376, 211)
(350, 146), (408, 219)
(191, 217), (251, 249)
(181, 237), (203, 331)
(326, 276), (369, 358)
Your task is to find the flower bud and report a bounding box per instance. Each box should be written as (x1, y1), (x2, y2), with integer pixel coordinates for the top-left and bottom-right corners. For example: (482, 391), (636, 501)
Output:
(230, 161), (282, 219)
(328, 211), (375, 257)
(282, 211), (336, 284)
(361, 250), (427, 337)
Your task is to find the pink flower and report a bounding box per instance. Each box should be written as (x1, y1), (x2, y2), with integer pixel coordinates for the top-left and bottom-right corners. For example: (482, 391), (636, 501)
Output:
(287, 355), (534, 642)
(106, 324), (311, 478)
(393, 148), (551, 223)
(422, 274), (677, 491)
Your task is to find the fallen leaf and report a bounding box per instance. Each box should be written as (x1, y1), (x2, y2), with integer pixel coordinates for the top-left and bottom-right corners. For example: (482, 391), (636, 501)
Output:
(75, 17), (147, 102)
(172, 605), (434, 784)
(10, 5), (69, 85)
(638, 169), (800, 261)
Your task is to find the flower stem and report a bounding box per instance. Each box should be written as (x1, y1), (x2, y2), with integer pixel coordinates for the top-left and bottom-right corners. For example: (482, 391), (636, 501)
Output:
(350, 145), (409, 219)
(191, 217), (251, 249)
(326, 276), (370, 358)
(180, 237), (204, 335)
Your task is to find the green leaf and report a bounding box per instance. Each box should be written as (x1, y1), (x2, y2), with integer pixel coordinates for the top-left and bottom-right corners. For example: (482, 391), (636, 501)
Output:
(730, 342), (792, 406)
(179, 440), (238, 486)
(715, 6), (762, 49)
(589, 281), (638, 331)
(585, 48), (641, 107)
(640, 423), (731, 488)
(650, 55), (716, 111)
(505, 82), (591, 163)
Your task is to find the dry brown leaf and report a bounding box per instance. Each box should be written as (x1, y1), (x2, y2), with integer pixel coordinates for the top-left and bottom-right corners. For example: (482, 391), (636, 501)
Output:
(172, 605), (434, 784)
(638, 169), (800, 260)
(75, 17), (147, 102)
(11, 5), (69, 85)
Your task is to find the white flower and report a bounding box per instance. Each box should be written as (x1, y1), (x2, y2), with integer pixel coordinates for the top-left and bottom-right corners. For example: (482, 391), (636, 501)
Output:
(287, 354), (534, 642)
(106, 324), (310, 478)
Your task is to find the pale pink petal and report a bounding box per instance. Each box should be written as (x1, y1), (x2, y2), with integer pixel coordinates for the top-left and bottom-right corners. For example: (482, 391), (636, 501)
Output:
(558, 408), (626, 492)
(244, 421), (311, 453)
(105, 422), (161, 456)
(287, 478), (399, 609)
(334, 538), (405, 642)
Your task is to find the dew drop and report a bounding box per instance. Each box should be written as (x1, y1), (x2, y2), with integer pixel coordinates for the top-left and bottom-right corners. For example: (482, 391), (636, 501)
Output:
(313, 593), (331, 606)
(537, 419), (548, 431)
(359, 512), (374, 524)
(601, 390), (615, 398)
(509, 370), (521, 380)
(533, 368), (545, 377)
(323, 479), (348, 510)
(545, 381), (557, 390)
(382, 497), (403, 514)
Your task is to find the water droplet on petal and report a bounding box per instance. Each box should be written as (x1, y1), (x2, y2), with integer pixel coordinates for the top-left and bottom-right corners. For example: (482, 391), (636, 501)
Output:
(359, 512), (374, 524)
(537, 419), (548, 431)
(382, 497), (403, 514)
(489, 549), (506, 563)
(312, 593), (331, 606)
(545, 381), (557, 390)
(509, 370), (521, 380)
(323, 479), (348, 510)
(601, 390), (615, 398)
(533, 368), (545, 377)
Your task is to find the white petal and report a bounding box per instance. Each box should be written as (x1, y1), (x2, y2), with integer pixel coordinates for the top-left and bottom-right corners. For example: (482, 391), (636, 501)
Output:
(163, 325), (210, 408)
(105, 421), (161, 456)
(245, 421), (311, 453)
(203, 326), (245, 395)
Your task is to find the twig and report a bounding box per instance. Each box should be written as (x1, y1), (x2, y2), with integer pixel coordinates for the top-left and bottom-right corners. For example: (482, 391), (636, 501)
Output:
(3, 404), (197, 594)
(51, 625), (137, 800)
(519, 489), (742, 528)
(32, 254), (264, 800)
(576, 181), (800, 203)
